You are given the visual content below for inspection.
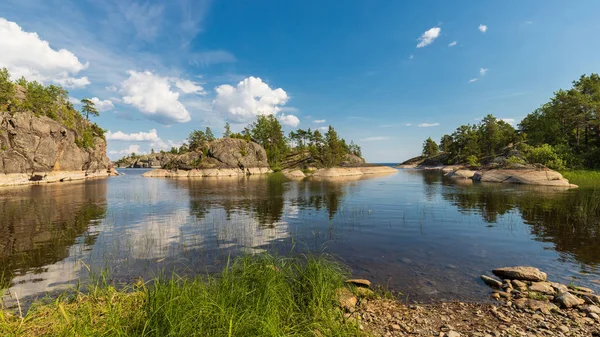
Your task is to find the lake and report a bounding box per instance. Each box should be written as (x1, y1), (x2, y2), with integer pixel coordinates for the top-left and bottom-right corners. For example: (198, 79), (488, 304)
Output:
(1, 167), (599, 307)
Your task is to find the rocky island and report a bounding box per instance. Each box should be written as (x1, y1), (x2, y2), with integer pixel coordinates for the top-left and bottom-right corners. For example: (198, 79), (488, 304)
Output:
(0, 72), (115, 187)
(133, 116), (397, 180)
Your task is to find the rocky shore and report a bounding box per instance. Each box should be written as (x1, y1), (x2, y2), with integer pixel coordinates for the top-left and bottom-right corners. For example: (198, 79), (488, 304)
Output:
(337, 266), (600, 337)
(282, 165), (398, 180)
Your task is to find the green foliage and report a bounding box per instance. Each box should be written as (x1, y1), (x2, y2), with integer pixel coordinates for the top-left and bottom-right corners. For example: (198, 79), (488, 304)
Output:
(519, 73), (600, 169)
(205, 127), (215, 141)
(439, 134), (453, 153)
(0, 254), (362, 336)
(422, 137), (439, 157)
(223, 122), (232, 138)
(0, 68), (16, 109)
(466, 155), (480, 167)
(81, 98), (99, 120)
(506, 156), (525, 165)
(251, 115), (288, 168)
(521, 144), (566, 170)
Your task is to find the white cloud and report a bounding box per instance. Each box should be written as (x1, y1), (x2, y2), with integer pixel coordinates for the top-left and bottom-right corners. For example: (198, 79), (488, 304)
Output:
(90, 97), (114, 112)
(405, 123), (413, 127)
(317, 126), (328, 132)
(409, 54), (414, 60)
(150, 139), (184, 151)
(190, 50), (237, 67)
(175, 79), (205, 94)
(479, 68), (488, 76)
(110, 144), (144, 155)
(448, 41), (457, 47)
(213, 76), (289, 123)
(0, 17), (90, 88)
(416, 27), (441, 48)
(361, 136), (390, 142)
(418, 123), (440, 128)
(313, 119), (326, 124)
(279, 114), (300, 127)
(469, 78), (478, 83)
(500, 118), (516, 125)
(478, 24), (488, 33)
(106, 129), (160, 141)
(121, 70), (191, 124)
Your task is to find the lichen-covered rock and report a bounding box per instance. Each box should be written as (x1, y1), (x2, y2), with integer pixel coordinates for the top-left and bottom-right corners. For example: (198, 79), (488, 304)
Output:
(0, 111), (111, 186)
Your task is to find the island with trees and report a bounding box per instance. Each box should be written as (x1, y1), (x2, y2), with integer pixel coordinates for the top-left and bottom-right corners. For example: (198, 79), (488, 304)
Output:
(136, 115), (396, 179)
(399, 73), (600, 187)
(0, 68), (116, 186)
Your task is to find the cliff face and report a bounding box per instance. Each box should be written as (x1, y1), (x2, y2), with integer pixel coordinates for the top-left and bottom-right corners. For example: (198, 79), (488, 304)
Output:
(0, 111), (113, 186)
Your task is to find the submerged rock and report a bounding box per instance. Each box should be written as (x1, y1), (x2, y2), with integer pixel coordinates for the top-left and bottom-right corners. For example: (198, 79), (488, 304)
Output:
(492, 266), (547, 282)
(481, 275), (503, 288)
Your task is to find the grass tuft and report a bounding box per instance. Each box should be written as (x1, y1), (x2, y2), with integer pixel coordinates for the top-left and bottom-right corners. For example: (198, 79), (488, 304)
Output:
(1, 254), (364, 336)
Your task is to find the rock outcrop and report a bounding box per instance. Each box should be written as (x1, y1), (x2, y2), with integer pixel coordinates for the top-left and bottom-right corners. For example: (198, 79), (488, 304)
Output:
(0, 111), (114, 187)
(473, 169), (575, 187)
(142, 138), (272, 178)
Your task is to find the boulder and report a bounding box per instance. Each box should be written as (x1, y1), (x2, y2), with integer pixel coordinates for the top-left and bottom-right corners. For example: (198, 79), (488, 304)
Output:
(445, 169), (476, 179)
(282, 169), (306, 180)
(529, 282), (556, 295)
(336, 288), (358, 311)
(481, 275), (503, 288)
(346, 279), (372, 288)
(492, 266), (547, 282)
(473, 169), (575, 187)
(208, 138), (269, 169)
(556, 292), (585, 308)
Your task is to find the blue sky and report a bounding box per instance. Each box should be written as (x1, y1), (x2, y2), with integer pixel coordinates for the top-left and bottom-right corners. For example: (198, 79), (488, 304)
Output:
(1, 1), (599, 162)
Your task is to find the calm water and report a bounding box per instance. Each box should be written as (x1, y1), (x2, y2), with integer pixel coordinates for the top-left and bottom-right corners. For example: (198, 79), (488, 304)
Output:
(1, 168), (599, 306)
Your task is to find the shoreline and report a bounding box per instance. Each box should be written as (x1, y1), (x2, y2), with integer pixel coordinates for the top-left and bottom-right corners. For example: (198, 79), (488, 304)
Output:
(2, 255), (598, 336)
(0, 169), (118, 187)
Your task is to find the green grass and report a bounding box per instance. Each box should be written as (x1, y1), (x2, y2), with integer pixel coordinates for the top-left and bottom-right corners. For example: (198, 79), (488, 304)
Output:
(561, 170), (600, 188)
(1, 254), (364, 337)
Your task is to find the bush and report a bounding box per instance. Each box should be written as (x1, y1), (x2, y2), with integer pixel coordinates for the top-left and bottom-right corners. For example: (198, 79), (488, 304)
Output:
(522, 144), (566, 170)
(466, 155), (480, 167)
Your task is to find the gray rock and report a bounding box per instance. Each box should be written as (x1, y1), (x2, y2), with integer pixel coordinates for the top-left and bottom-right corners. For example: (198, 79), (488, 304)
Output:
(529, 282), (556, 295)
(446, 331), (461, 337)
(481, 275), (503, 288)
(556, 292), (585, 308)
(584, 305), (600, 315)
(492, 266), (548, 282)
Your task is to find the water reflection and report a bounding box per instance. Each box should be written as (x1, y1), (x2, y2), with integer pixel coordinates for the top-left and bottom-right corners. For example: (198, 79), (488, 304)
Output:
(1, 169), (599, 306)
(0, 180), (107, 301)
(440, 183), (600, 270)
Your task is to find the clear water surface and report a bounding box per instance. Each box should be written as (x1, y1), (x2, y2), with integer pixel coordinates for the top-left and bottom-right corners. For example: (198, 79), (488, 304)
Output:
(1, 167), (599, 306)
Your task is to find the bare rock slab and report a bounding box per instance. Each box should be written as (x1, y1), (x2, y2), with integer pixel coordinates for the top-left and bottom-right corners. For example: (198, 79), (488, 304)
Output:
(556, 292), (585, 308)
(492, 266), (547, 282)
(481, 275), (503, 288)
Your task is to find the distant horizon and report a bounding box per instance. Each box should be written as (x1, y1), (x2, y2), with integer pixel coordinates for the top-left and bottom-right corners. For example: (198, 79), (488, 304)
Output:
(2, 1), (599, 162)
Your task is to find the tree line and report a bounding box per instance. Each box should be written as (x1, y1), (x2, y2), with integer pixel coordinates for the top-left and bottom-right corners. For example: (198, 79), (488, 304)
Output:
(420, 73), (600, 170)
(166, 115), (362, 170)
(0, 68), (104, 149)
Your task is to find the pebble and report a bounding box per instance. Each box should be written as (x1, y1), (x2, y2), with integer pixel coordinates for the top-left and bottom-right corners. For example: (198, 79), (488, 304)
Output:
(558, 325), (569, 333)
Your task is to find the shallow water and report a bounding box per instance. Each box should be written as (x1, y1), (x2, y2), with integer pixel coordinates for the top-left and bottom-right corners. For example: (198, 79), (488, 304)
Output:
(1, 168), (599, 306)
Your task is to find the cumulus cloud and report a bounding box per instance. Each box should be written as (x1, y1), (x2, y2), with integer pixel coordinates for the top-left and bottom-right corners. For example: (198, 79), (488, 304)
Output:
(121, 70), (191, 124)
(110, 144), (143, 155)
(448, 41), (457, 47)
(416, 27), (441, 48)
(480, 68), (488, 76)
(478, 24), (488, 33)
(175, 79), (205, 94)
(418, 123), (440, 127)
(469, 78), (478, 83)
(317, 126), (328, 132)
(500, 118), (516, 125)
(90, 97), (114, 112)
(0, 17), (90, 88)
(106, 129), (160, 141)
(361, 136), (390, 142)
(279, 114), (300, 127)
(313, 119), (326, 124)
(213, 76), (289, 123)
